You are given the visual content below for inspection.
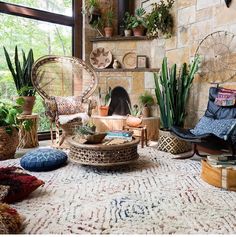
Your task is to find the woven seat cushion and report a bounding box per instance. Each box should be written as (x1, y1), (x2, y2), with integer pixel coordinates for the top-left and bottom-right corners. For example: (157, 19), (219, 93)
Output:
(0, 167), (44, 203)
(20, 148), (68, 172)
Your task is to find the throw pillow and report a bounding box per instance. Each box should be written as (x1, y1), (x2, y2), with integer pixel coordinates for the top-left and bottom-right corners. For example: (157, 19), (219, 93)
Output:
(190, 116), (236, 140)
(20, 148), (68, 172)
(0, 203), (23, 234)
(0, 166), (44, 203)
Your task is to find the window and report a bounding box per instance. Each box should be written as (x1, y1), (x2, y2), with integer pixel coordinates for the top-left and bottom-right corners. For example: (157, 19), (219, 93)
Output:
(0, 1), (82, 135)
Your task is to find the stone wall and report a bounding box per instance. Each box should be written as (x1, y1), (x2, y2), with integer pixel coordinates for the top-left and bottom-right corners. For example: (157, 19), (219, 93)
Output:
(134, 0), (236, 127)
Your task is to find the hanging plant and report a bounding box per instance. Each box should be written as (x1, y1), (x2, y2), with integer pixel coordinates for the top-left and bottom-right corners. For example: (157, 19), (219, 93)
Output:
(145, 0), (175, 39)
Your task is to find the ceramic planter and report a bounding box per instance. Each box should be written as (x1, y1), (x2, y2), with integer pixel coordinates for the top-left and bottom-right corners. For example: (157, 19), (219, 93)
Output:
(142, 106), (150, 118)
(132, 25), (145, 36)
(104, 27), (113, 37)
(126, 115), (143, 127)
(124, 29), (132, 37)
(99, 106), (109, 116)
(21, 96), (36, 115)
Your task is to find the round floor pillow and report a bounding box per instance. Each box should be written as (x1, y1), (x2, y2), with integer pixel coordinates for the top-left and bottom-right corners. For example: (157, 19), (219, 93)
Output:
(20, 148), (68, 171)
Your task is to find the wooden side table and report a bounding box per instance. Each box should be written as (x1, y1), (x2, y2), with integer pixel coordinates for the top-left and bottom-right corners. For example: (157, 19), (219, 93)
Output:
(18, 114), (39, 149)
(123, 125), (148, 148)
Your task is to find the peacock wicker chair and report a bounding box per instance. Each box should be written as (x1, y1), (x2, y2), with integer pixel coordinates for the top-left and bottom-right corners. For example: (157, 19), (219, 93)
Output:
(31, 55), (98, 147)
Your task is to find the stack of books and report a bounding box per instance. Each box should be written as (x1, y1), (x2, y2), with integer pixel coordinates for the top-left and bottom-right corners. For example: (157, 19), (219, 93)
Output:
(206, 154), (236, 168)
(105, 130), (133, 141)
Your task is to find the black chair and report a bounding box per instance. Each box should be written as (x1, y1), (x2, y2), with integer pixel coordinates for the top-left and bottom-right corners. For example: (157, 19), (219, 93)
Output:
(171, 87), (236, 159)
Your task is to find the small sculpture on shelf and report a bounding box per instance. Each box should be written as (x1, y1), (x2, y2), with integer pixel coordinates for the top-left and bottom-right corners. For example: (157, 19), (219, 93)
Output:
(112, 59), (121, 69)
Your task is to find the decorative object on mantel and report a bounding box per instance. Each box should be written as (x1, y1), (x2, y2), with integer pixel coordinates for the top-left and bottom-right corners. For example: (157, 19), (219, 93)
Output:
(90, 47), (112, 69)
(138, 91), (154, 117)
(122, 52), (137, 69)
(98, 87), (111, 116)
(112, 59), (121, 69)
(123, 12), (133, 37)
(225, 0), (232, 7)
(154, 56), (200, 154)
(104, 8), (114, 38)
(130, 8), (147, 36)
(145, 0), (174, 39)
(126, 103), (143, 127)
(137, 55), (148, 68)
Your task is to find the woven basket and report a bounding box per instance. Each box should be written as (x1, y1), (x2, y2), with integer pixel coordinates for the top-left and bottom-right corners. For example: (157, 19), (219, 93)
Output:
(157, 129), (191, 154)
(0, 127), (19, 160)
(68, 136), (140, 166)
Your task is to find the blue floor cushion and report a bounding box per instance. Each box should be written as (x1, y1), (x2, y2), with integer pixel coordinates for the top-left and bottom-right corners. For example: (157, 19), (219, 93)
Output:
(20, 148), (68, 171)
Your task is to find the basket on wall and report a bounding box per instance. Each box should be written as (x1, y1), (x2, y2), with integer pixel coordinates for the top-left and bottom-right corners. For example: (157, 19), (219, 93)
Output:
(157, 129), (191, 154)
(0, 127), (19, 160)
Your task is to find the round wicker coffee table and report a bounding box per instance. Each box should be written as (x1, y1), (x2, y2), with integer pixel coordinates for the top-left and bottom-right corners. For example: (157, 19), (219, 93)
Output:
(68, 137), (140, 166)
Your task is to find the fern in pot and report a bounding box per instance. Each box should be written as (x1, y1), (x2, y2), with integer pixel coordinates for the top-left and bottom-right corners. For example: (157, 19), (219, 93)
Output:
(153, 56), (200, 154)
(3, 46), (35, 115)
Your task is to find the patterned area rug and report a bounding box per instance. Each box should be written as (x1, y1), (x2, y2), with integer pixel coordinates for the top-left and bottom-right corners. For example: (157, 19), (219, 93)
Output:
(1, 147), (236, 234)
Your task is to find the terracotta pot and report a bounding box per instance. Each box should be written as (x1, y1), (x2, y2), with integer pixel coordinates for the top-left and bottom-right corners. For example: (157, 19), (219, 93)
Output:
(20, 96), (36, 115)
(142, 106), (150, 118)
(99, 106), (109, 116)
(132, 25), (145, 36)
(0, 127), (19, 160)
(124, 29), (132, 37)
(104, 27), (113, 37)
(126, 114), (143, 127)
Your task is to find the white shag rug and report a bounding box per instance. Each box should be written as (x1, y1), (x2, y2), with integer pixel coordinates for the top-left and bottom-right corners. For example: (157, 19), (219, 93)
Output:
(1, 147), (236, 234)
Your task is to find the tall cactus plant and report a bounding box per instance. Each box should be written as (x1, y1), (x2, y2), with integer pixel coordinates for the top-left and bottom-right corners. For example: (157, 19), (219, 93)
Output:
(154, 56), (200, 130)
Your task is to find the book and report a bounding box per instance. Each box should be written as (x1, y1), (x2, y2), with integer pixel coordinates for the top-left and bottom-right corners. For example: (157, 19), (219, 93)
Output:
(107, 130), (133, 137)
(105, 135), (133, 141)
(207, 155), (236, 162)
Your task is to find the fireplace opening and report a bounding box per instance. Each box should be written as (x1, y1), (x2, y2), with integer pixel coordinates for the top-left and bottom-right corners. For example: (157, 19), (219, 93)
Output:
(108, 86), (131, 116)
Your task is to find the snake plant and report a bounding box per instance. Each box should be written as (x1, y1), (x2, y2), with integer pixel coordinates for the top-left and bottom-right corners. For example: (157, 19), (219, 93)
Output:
(154, 56), (200, 130)
(3, 46), (35, 96)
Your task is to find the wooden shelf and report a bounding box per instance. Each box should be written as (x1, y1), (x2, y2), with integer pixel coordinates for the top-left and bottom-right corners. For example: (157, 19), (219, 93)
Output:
(95, 68), (159, 73)
(90, 36), (151, 42)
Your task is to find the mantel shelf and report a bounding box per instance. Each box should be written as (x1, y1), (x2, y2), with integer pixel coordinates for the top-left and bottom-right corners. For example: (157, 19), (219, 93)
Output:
(90, 36), (152, 42)
(94, 68), (159, 73)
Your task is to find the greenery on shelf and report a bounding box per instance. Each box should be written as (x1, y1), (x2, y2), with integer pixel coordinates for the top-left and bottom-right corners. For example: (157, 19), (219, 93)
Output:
(98, 87), (112, 106)
(0, 98), (32, 134)
(104, 9), (114, 27)
(3, 46), (35, 96)
(130, 7), (147, 29)
(123, 12), (133, 30)
(154, 56), (200, 130)
(139, 91), (155, 107)
(146, 0), (175, 39)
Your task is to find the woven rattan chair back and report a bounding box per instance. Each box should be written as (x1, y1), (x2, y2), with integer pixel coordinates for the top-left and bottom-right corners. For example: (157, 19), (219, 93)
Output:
(31, 56), (98, 147)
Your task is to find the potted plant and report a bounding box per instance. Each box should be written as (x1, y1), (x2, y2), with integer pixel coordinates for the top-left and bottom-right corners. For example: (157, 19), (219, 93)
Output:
(130, 8), (147, 37)
(104, 9), (114, 37)
(84, 0), (101, 25)
(139, 91), (155, 117)
(0, 98), (31, 160)
(123, 12), (133, 37)
(154, 56), (200, 154)
(98, 87), (111, 116)
(126, 102), (142, 127)
(146, 0), (174, 39)
(3, 46), (35, 115)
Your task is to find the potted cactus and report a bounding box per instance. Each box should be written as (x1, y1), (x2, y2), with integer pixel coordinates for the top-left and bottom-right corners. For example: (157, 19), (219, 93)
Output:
(154, 56), (200, 154)
(126, 102), (142, 127)
(3, 46), (35, 115)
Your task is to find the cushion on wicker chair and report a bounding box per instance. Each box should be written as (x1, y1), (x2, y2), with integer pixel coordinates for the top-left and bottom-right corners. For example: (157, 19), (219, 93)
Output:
(58, 112), (89, 125)
(20, 148), (68, 172)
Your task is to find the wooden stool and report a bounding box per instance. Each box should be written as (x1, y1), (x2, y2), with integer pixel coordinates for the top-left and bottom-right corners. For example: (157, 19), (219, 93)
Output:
(17, 114), (39, 149)
(123, 125), (148, 148)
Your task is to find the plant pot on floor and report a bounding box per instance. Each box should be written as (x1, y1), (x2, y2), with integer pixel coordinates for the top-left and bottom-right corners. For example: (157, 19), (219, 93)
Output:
(99, 106), (109, 116)
(20, 96), (36, 115)
(126, 115), (143, 127)
(0, 127), (19, 160)
(157, 129), (191, 154)
(104, 27), (113, 37)
(132, 26), (145, 36)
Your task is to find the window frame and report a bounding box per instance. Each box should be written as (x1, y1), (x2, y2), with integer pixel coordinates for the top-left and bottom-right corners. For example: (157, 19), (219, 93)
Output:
(0, 0), (83, 140)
